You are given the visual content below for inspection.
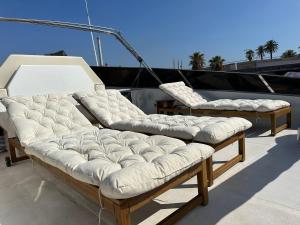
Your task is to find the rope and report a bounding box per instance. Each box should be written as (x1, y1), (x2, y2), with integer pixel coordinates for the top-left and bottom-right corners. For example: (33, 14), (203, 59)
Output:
(131, 62), (143, 87)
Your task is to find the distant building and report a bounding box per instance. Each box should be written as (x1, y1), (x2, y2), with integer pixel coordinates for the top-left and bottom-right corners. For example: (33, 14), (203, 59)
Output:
(223, 56), (300, 75)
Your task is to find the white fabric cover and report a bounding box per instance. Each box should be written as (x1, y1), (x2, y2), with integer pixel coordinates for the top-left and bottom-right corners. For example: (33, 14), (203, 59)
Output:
(159, 82), (207, 107)
(2, 94), (94, 145)
(7, 65), (96, 96)
(74, 90), (252, 144)
(159, 82), (290, 112)
(74, 89), (146, 127)
(26, 128), (214, 199)
(112, 114), (252, 144)
(195, 99), (290, 112)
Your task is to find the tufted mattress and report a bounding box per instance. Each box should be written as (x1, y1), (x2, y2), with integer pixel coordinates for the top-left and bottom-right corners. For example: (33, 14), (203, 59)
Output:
(159, 82), (290, 111)
(3, 93), (214, 199)
(194, 99), (290, 112)
(26, 128), (213, 199)
(159, 81), (207, 108)
(2, 94), (95, 146)
(111, 114), (251, 144)
(74, 90), (252, 144)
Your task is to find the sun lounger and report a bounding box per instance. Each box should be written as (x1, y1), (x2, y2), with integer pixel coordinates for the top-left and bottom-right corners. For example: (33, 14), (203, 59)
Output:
(2, 93), (214, 225)
(158, 81), (292, 136)
(74, 89), (252, 185)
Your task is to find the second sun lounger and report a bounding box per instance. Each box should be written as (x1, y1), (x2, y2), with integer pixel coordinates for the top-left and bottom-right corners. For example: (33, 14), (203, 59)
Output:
(158, 81), (292, 136)
(74, 89), (252, 185)
(2, 93), (214, 225)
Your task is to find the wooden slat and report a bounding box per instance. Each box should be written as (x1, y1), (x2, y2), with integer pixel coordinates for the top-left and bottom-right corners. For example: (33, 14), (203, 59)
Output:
(211, 132), (244, 152)
(275, 123), (288, 135)
(213, 155), (243, 179)
(157, 195), (203, 225)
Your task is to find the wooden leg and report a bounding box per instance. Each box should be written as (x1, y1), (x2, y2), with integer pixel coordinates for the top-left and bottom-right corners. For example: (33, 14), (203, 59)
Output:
(8, 140), (17, 163)
(238, 136), (245, 162)
(287, 112), (292, 128)
(115, 207), (131, 225)
(197, 160), (208, 205)
(270, 114), (276, 136)
(156, 106), (161, 114)
(8, 138), (28, 164)
(3, 130), (9, 152)
(206, 157), (213, 186)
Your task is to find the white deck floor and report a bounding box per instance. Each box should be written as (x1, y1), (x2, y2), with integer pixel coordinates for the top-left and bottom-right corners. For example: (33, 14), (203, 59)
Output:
(0, 128), (300, 225)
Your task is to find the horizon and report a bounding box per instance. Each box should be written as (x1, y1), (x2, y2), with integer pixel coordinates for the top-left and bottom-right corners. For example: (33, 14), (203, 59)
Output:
(0, 0), (299, 68)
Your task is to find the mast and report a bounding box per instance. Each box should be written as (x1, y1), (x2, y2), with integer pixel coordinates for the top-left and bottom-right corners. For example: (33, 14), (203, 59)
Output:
(83, 0), (99, 66)
(96, 37), (104, 66)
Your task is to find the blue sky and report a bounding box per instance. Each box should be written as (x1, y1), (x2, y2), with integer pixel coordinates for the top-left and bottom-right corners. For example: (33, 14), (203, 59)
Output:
(0, 0), (300, 68)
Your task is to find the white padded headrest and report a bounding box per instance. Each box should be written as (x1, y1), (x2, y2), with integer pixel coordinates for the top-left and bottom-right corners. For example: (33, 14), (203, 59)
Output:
(74, 89), (146, 127)
(159, 82), (207, 108)
(7, 65), (96, 96)
(2, 94), (95, 146)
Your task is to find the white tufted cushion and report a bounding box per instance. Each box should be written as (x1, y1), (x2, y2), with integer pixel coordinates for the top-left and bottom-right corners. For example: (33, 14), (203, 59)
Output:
(75, 90), (252, 144)
(26, 128), (214, 199)
(2, 94), (95, 145)
(195, 99), (290, 112)
(112, 114), (252, 144)
(74, 90), (146, 127)
(159, 82), (207, 107)
(160, 82), (290, 111)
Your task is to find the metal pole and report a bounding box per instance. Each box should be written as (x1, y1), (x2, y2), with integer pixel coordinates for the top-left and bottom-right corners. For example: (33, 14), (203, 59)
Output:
(83, 0), (99, 66)
(96, 37), (104, 66)
(0, 17), (163, 84)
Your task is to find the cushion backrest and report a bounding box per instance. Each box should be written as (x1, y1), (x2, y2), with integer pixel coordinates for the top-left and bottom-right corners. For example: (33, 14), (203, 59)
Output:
(74, 89), (146, 127)
(159, 82), (207, 108)
(2, 94), (94, 146)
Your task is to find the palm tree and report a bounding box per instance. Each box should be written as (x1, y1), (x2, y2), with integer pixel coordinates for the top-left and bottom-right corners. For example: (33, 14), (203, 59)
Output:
(264, 40), (279, 59)
(209, 56), (225, 71)
(245, 49), (254, 61)
(256, 45), (265, 60)
(281, 49), (297, 58)
(189, 52), (205, 70)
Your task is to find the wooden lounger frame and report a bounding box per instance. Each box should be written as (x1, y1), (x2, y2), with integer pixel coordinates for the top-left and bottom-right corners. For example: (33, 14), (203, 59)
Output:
(26, 154), (208, 225)
(156, 100), (292, 136)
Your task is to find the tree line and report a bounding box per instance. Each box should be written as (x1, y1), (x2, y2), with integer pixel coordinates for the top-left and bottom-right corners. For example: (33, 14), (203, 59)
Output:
(189, 53), (225, 71)
(245, 40), (299, 61)
(190, 39), (300, 71)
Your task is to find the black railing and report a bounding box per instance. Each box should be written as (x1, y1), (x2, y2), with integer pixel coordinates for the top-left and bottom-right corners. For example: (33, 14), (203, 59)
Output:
(91, 66), (300, 95)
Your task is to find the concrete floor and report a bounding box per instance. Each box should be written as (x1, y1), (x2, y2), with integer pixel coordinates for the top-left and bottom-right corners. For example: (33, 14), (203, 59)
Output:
(0, 128), (300, 225)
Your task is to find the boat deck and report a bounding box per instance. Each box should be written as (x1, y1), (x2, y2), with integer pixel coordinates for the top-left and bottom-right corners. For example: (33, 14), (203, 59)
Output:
(0, 128), (299, 225)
